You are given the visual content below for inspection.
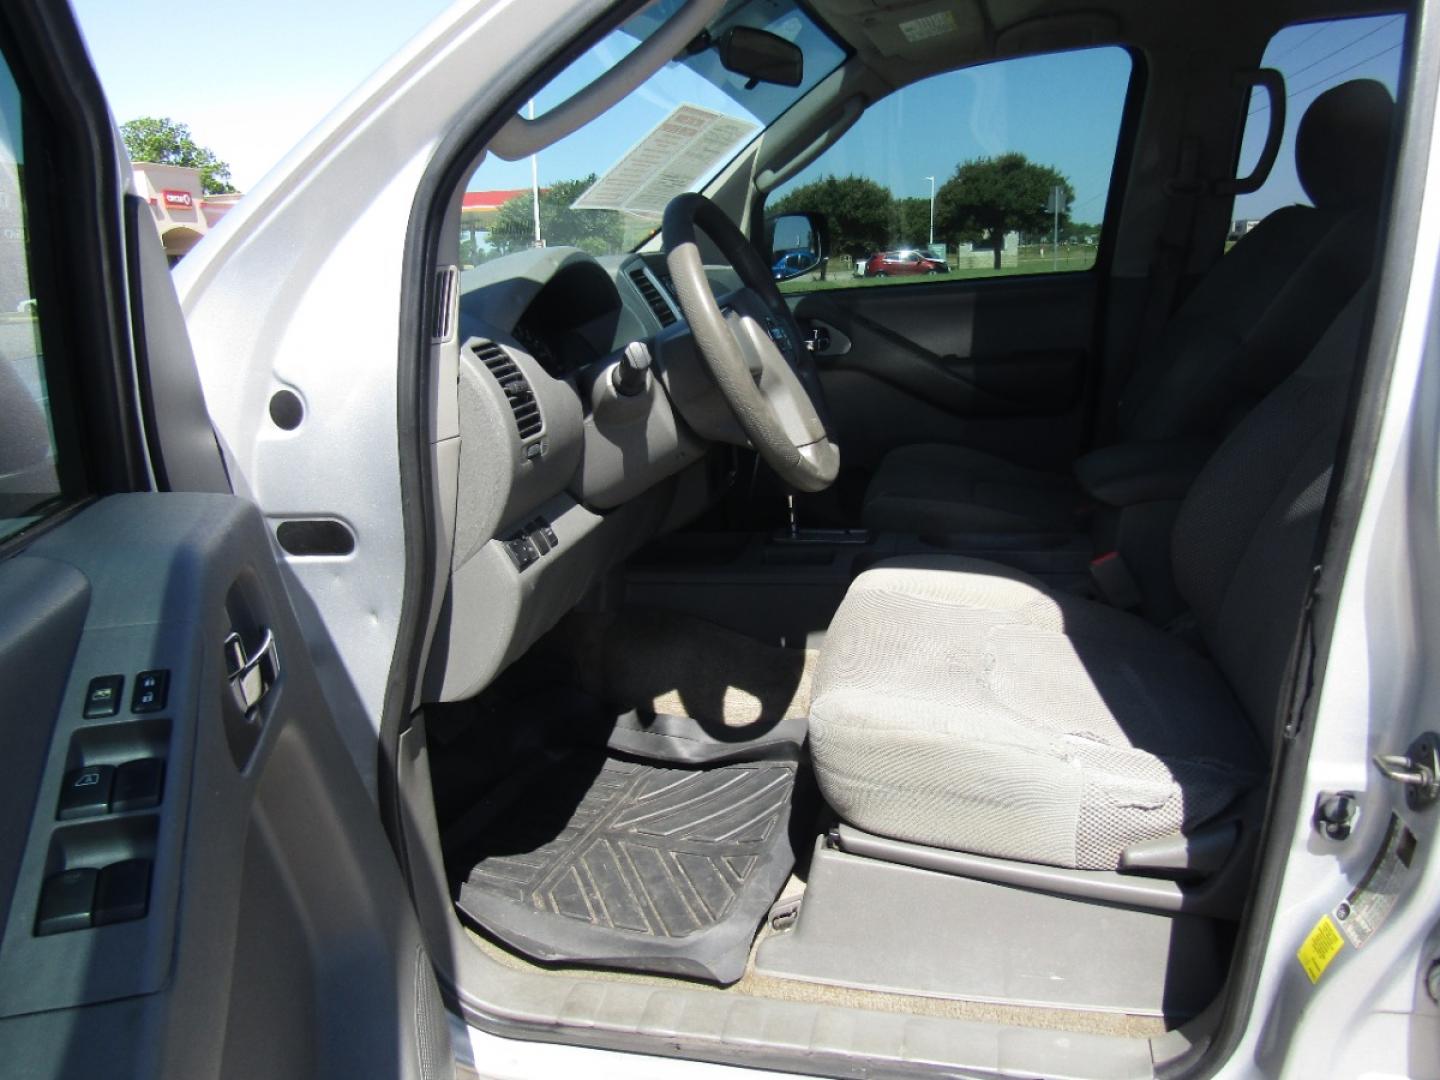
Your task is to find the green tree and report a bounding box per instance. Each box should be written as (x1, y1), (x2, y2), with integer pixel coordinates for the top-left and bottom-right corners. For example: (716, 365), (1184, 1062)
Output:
(770, 175), (893, 261)
(935, 153), (1073, 269)
(890, 196), (935, 250)
(488, 176), (624, 256)
(119, 117), (237, 194)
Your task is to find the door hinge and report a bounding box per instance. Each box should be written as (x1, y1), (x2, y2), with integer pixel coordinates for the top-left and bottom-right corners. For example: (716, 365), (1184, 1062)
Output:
(1373, 732), (1440, 810)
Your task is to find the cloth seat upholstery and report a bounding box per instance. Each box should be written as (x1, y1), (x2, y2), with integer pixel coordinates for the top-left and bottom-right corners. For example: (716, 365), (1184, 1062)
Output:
(861, 79), (1392, 535)
(812, 300), (1364, 869)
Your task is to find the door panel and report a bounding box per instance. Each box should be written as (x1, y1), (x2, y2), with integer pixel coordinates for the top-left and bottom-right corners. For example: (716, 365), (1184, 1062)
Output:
(793, 272), (1098, 477)
(0, 495), (452, 1080)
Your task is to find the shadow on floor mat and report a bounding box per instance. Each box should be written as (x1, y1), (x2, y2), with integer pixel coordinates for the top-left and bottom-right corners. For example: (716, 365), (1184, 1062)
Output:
(454, 751), (800, 985)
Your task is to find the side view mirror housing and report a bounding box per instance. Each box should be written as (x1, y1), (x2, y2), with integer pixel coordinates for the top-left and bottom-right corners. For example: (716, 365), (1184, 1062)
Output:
(765, 211), (827, 283)
(717, 27), (804, 89)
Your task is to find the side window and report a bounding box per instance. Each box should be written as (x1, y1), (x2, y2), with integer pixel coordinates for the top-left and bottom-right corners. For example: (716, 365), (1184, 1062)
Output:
(768, 46), (1133, 293)
(1232, 14), (1404, 240)
(0, 54), (64, 541)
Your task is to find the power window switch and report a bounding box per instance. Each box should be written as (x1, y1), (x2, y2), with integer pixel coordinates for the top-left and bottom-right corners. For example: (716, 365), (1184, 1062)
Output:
(35, 868), (97, 935)
(94, 860), (151, 926)
(112, 758), (164, 812)
(83, 675), (124, 718)
(540, 521), (559, 549)
(57, 765), (114, 820)
(131, 670), (169, 714)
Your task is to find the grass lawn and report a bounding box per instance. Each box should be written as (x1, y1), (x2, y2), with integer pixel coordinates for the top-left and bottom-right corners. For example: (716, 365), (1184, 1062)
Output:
(778, 246), (1098, 294)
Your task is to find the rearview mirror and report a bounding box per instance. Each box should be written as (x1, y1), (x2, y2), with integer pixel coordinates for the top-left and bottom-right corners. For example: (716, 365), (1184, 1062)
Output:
(718, 27), (803, 89)
(766, 212), (827, 283)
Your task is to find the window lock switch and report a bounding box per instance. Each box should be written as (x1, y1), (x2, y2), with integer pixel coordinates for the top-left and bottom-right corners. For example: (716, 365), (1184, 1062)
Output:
(83, 675), (124, 718)
(58, 765), (114, 820)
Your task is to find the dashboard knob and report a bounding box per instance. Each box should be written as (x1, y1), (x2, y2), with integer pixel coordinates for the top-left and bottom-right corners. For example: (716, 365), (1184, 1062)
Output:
(613, 340), (652, 396)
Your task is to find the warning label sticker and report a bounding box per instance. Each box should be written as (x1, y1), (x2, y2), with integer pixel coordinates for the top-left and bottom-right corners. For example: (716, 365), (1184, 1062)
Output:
(898, 11), (958, 43)
(1297, 914), (1345, 984)
(1334, 812), (1417, 949)
(571, 104), (758, 218)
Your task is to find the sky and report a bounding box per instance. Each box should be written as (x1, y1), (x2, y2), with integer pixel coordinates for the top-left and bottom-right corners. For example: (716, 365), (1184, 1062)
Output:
(69, 0), (454, 190)
(69, 1), (1404, 224)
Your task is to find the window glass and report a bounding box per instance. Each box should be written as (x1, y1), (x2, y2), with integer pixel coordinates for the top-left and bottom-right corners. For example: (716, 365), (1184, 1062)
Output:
(460, 0), (846, 266)
(0, 55), (62, 541)
(768, 46), (1132, 292)
(1232, 15), (1404, 238)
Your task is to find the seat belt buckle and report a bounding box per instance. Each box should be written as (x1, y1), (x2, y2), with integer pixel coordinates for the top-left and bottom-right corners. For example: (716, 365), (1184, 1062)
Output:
(1090, 551), (1143, 611)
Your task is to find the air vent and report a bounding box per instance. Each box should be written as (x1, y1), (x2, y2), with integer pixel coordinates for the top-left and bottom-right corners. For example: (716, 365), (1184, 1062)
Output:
(629, 266), (676, 327)
(474, 340), (544, 443)
(432, 265), (458, 342)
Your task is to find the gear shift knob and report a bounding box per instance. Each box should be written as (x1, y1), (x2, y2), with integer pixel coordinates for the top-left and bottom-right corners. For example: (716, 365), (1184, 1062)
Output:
(612, 340), (652, 396)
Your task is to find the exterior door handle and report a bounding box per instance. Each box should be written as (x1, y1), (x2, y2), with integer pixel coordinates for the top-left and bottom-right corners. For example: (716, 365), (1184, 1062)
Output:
(224, 628), (279, 714)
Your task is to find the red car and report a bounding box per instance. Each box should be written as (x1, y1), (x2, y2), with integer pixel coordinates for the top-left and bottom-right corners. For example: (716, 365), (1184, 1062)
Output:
(863, 248), (949, 277)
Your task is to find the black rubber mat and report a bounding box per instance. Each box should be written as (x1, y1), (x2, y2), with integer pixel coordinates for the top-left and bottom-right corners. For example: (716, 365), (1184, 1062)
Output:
(454, 752), (798, 984)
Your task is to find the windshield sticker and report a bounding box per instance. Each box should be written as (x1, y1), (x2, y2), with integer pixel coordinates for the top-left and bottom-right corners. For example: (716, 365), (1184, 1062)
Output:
(1334, 812), (1417, 949)
(571, 103), (759, 217)
(1297, 914), (1345, 984)
(898, 11), (958, 43)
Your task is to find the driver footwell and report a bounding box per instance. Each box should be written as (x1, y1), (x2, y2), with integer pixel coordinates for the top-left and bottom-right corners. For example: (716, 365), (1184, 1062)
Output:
(453, 750), (800, 984)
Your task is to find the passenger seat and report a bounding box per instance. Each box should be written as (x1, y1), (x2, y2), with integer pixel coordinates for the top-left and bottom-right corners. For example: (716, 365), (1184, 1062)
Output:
(862, 79), (1394, 535)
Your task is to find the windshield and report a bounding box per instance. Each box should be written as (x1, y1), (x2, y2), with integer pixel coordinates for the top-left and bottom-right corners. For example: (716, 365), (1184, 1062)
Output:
(459, 0), (845, 266)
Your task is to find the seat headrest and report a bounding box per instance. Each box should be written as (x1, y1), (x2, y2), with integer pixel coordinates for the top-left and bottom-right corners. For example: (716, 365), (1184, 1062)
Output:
(1296, 79), (1395, 209)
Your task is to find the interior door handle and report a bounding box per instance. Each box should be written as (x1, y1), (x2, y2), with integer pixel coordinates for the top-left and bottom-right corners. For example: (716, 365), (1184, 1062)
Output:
(224, 628), (279, 714)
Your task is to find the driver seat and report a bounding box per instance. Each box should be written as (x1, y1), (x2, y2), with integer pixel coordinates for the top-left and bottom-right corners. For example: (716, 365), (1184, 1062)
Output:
(809, 298), (1363, 871)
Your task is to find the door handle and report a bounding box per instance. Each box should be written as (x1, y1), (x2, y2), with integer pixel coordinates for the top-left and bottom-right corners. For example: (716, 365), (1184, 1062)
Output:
(224, 627), (279, 714)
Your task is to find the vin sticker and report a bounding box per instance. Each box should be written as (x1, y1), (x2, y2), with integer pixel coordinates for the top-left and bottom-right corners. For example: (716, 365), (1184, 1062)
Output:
(1334, 811), (1416, 949)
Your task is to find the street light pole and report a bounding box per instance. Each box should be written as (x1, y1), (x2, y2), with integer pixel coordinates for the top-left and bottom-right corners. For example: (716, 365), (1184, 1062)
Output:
(529, 99), (542, 248)
(924, 176), (935, 248)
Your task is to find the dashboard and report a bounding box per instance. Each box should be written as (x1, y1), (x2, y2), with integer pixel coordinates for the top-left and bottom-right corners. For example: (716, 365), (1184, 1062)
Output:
(431, 245), (746, 702)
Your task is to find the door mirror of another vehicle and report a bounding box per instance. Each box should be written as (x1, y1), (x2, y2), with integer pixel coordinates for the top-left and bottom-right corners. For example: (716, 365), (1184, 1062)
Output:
(765, 212), (827, 282)
(717, 26), (804, 88)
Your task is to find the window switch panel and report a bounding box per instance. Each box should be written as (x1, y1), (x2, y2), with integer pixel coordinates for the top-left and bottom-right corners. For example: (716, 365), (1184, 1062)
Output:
(36, 868), (97, 935)
(112, 758), (164, 812)
(57, 765), (114, 820)
(94, 860), (151, 926)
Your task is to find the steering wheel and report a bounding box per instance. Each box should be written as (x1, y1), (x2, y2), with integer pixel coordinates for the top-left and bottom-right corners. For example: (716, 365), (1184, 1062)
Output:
(662, 193), (838, 493)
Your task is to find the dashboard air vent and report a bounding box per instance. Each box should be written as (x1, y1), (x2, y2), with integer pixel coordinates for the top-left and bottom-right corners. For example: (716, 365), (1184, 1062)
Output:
(629, 266), (676, 327)
(474, 340), (544, 443)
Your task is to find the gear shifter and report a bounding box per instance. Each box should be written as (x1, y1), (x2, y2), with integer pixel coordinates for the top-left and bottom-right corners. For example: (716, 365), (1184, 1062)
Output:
(612, 340), (652, 396)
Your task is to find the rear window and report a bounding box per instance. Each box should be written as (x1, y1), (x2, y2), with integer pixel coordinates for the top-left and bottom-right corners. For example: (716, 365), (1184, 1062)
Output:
(1232, 14), (1404, 234)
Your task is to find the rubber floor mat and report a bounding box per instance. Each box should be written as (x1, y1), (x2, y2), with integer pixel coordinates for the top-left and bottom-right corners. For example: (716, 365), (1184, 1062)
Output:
(455, 753), (798, 984)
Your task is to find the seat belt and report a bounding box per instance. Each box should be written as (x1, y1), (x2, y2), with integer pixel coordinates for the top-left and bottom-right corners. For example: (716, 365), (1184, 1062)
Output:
(1136, 136), (1204, 361)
